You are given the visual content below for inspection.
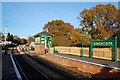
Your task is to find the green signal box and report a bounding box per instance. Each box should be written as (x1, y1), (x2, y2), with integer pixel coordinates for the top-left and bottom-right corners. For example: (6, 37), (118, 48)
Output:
(34, 31), (53, 54)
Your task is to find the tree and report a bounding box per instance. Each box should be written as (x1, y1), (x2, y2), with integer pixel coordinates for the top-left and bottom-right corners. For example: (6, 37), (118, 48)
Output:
(70, 29), (82, 46)
(53, 36), (71, 46)
(21, 38), (27, 44)
(6, 33), (13, 41)
(78, 4), (119, 40)
(0, 32), (5, 41)
(13, 35), (21, 45)
(70, 28), (91, 46)
(27, 36), (34, 45)
(43, 20), (74, 46)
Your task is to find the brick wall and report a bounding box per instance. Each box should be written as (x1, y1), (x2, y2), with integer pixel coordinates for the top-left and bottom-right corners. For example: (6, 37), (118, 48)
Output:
(34, 45), (45, 54)
(44, 54), (120, 79)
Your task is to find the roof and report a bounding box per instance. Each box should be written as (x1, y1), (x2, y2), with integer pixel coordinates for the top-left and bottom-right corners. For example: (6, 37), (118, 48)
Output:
(34, 31), (53, 37)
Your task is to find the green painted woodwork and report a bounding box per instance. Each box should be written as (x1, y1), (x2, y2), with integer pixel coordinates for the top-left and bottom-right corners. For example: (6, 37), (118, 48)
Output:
(90, 39), (93, 59)
(114, 37), (117, 62)
(34, 36), (52, 47)
(90, 37), (118, 62)
(82, 36), (84, 57)
(53, 47), (58, 53)
(92, 40), (114, 47)
(34, 43), (44, 45)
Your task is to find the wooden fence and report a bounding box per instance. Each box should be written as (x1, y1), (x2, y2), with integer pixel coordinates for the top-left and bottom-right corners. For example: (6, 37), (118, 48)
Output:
(50, 47), (120, 61)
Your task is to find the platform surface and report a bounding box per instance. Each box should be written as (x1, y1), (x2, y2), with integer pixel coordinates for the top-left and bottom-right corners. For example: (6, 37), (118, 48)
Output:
(2, 54), (18, 80)
(51, 53), (120, 68)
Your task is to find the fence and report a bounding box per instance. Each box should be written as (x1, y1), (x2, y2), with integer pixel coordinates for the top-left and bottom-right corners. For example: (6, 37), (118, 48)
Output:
(50, 46), (120, 61)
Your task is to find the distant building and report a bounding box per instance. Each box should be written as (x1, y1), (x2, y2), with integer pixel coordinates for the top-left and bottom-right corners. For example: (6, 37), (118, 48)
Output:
(0, 32), (5, 42)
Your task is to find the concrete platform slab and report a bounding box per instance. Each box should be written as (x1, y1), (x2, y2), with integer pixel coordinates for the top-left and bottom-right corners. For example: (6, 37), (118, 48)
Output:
(2, 54), (18, 80)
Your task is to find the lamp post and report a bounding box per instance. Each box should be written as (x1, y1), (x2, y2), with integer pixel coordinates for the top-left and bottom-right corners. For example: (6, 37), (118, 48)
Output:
(81, 34), (85, 57)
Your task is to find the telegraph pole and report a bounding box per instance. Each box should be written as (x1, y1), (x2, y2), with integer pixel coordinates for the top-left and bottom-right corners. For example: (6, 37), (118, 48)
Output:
(4, 26), (8, 54)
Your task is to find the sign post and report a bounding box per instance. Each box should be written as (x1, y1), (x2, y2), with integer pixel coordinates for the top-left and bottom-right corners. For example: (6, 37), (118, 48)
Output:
(90, 39), (93, 59)
(90, 37), (118, 62)
(114, 37), (117, 62)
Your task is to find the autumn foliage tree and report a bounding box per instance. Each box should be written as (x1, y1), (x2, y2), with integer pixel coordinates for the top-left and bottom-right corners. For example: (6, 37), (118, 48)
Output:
(13, 35), (21, 45)
(70, 28), (91, 46)
(43, 20), (74, 46)
(78, 4), (119, 40)
(0, 32), (4, 41)
(27, 36), (34, 45)
(41, 4), (119, 47)
(21, 38), (27, 44)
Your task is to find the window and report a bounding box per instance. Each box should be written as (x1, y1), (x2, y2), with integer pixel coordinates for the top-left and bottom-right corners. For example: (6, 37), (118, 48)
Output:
(41, 37), (45, 43)
(35, 37), (38, 42)
(38, 37), (40, 42)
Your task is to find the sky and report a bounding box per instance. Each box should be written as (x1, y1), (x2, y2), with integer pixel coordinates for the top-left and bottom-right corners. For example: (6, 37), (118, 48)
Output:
(1, 0), (119, 2)
(1, 2), (119, 38)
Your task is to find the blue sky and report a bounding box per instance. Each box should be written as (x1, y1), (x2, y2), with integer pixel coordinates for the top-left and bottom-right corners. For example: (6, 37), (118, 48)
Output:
(1, 0), (119, 2)
(2, 2), (118, 38)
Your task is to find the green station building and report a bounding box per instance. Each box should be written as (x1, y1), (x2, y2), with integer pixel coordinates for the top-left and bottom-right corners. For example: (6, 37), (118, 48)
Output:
(34, 31), (53, 54)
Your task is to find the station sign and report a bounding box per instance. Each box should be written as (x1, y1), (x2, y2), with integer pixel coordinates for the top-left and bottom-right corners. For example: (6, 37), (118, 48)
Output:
(90, 37), (118, 62)
(93, 41), (114, 46)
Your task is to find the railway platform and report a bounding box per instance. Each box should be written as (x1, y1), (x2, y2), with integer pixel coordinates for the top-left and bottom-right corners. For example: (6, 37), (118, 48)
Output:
(51, 53), (120, 68)
(2, 54), (18, 80)
(30, 52), (120, 79)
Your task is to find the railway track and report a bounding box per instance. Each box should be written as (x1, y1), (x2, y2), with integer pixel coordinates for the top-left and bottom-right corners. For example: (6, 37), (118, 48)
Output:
(12, 54), (50, 80)
(12, 54), (88, 80)
(3, 46), (91, 80)
(11, 47), (93, 80)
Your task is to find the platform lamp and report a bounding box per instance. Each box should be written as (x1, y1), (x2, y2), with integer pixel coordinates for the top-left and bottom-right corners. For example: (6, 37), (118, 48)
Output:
(81, 34), (85, 57)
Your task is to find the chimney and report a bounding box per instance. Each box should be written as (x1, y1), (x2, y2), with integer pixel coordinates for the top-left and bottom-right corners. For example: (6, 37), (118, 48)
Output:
(45, 28), (49, 32)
